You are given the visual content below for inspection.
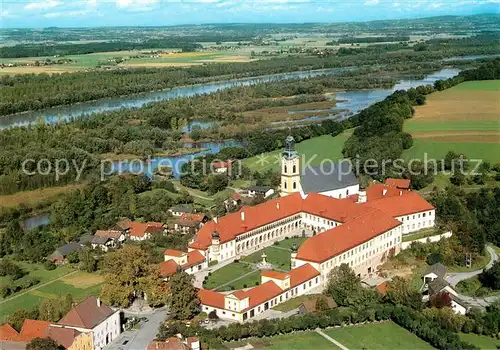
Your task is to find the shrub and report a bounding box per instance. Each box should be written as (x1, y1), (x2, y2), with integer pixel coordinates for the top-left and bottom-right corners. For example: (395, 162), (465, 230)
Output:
(0, 260), (25, 280)
(43, 260), (56, 271)
(0, 285), (11, 298)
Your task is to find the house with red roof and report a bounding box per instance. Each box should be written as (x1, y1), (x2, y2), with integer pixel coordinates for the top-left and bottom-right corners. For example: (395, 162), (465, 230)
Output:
(128, 221), (165, 241)
(211, 160), (232, 174)
(159, 249), (207, 279)
(198, 264), (321, 322)
(168, 213), (209, 235)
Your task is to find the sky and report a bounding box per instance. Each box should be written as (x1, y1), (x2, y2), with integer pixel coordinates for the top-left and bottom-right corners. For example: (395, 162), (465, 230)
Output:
(1, 0), (499, 28)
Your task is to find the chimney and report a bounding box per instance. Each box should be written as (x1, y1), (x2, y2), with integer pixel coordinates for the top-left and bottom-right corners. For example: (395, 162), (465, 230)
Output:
(357, 189), (367, 204)
(276, 202), (280, 210)
(214, 216), (218, 224)
(382, 189), (387, 196)
(241, 211), (245, 222)
(97, 297), (101, 308)
(399, 190), (402, 196)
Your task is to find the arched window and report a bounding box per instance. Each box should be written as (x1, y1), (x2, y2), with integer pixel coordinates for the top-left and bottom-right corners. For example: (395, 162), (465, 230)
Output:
(292, 165), (296, 173)
(293, 182), (297, 190)
(284, 165), (287, 173)
(346, 189), (349, 196)
(284, 182), (287, 189)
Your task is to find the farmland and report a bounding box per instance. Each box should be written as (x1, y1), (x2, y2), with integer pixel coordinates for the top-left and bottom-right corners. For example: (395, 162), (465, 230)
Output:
(403, 80), (500, 164)
(0, 264), (104, 321)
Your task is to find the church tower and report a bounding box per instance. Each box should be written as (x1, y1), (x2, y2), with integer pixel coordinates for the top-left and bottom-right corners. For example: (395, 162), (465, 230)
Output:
(280, 135), (300, 196)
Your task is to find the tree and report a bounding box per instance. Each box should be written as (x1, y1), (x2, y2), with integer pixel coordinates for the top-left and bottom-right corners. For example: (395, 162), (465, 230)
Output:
(325, 264), (365, 307)
(315, 296), (330, 312)
(99, 245), (167, 308)
(66, 252), (79, 264)
(9, 308), (39, 332)
(39, 298), (61, 322)
(478, 261), (500, 290)
(429, 292), (452, 309)
(61, 294), (74, 315)
(78, 247), (97, 273)
(26, 338), (64, 350)
(167, 272), (200, 320)
(385, 276), (423, 310)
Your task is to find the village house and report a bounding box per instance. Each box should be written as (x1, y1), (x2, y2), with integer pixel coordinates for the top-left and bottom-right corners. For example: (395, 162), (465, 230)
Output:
(48, 242), (84, 264)
(168, 205), (195, 217)
(0, 319), (93, 350)
(147, 336), (200, 350)
(247, 186), (275, 199)
(168, 213), (209, 234)
(128, 221), (165, 241)
(385, 178), (411, 190)
(211, 160), (232, 174)
(54, 296), (121, 350)
(159, 249), (208, 280)
(91, 230), (125, 252)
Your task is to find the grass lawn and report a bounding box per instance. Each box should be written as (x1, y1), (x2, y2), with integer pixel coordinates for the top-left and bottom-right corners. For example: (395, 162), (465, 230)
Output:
(402, 228), (440, 242)
(403, 80), (500, 164)
(459, 333), (500, 349)
(243, 132), (352, 173)
(203, 263), (255, 290)
(325, 321), (435, 349)
(273, 237), (308, 250)
(225, 331), (336, 350)
(241, 246), (292, 270)
(0, 269), (103, 322)
(272, 294), (322, 312)
(0, 262), (74, 289)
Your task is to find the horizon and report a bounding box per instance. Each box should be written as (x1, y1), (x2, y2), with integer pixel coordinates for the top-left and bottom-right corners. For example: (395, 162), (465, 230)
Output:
(2, 0), (499, 29)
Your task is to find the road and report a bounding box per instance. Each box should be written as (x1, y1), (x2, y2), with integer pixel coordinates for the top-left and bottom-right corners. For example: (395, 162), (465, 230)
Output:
(445, 246), (499, 287)
(445, 245), (500, 308)
(107, 309), (168, 350)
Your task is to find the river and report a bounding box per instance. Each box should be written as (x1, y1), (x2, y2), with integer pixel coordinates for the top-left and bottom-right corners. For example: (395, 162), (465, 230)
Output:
(0, 67), (353, 130)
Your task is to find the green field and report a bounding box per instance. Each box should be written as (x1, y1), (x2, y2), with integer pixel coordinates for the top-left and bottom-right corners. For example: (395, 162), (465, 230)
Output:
(244, 132), (352, 172)
(403, 80), (500, 164)
(325, 321), (435, 349)
(226, 331), (336, 350)
(459, 332), (500, 349)
(0, 268), (103, 322)
(272, 294), (321, 312)
(203, 262), (256, 290)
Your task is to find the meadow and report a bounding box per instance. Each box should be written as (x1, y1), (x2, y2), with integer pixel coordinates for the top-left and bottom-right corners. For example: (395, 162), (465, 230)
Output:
(459, 332), (500, 349)
(226, 331), (336, 350)
(0, 264), (104, 321)
(243, 132), (352, 172)
(403, 80), (500, 164)
(0, 184), (86, 208)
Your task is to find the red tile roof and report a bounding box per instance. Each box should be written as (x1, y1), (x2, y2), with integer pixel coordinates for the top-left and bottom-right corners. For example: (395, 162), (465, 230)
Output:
(159, 260), (179, 277)
(164, 249), (185, 257)
(160, 251), (206, 277)
(181, 213), (206, 222)
(385, 178), (411, 189)
(20, 319), (51, 339)
(198, 288), (225, 309)
(376, 281), (390, 296)
(366, 183), (402, 201)
(129, 222), (164, 237)
(0, 324), (20, 341)
(190, 192), (374, 250)
(241, 281), (284, 312)
(289, 264), (320, 287)
(231, 193), (242, 200)
(45, 326), (81, 349)
(296, 209), (401, 263)
(94, 230), (122, 240)
(58, 296), (115, 329)
(212, 160), (232, 169)
(147, 338), (188, 350)
(261, 271), (289, 280)
(366, 191), (434, 217)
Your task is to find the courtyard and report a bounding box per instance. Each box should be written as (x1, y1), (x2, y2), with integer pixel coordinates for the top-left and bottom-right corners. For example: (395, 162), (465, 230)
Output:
(203, 237), (307, 291)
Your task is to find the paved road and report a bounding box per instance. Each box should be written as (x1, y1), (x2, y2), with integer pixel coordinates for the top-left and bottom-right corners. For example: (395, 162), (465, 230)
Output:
(445, 246), (498, 287)
(107, 309), (168, 350)
(444, 245), (500, 308)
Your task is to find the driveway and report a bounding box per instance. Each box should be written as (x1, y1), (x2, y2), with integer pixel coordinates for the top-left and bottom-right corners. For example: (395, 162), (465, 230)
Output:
(445, 246), (498, 287)
(107, 309), (168, 350)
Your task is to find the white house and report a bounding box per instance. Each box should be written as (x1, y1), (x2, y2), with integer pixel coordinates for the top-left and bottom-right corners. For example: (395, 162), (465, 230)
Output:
(159, 249), (208, 280)
(248, 186), (275, 199)
(91, 230), (125, 252)
(55, 296), (121, 350)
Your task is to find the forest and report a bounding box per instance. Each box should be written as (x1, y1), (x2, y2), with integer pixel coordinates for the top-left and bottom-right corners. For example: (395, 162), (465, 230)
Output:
(1, 33), (499, 116)
(332, 36), (410, 44)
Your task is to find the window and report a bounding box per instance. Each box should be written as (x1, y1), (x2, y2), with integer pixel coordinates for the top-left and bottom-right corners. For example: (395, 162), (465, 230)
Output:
(293, 165), (296, 173)
(284, 165), (287, 173)
(284, 182), (287, 189)
(293, 182), (297, 190)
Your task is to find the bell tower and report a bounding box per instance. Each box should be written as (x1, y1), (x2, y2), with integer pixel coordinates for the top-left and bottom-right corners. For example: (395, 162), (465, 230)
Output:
(280, 135), (300, 196)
